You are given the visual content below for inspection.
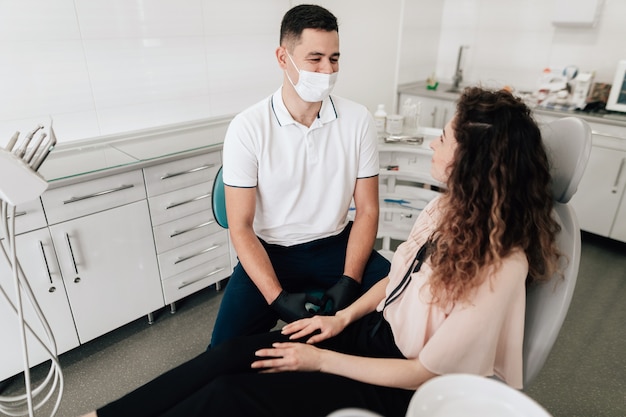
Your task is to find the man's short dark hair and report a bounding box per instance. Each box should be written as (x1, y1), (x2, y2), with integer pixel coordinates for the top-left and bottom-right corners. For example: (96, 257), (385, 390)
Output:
(280, 4), (338, 48)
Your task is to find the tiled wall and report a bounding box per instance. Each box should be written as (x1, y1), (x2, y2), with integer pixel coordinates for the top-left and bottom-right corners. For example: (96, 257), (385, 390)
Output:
(2, 0), (624, 146)
(0, 0), (289, 144)
(427, 0), (626, 92)
(0, 0), (403, 146)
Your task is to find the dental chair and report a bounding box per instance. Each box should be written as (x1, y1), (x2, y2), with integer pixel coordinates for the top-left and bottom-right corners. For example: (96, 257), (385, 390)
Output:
(328, 116), (592, 416)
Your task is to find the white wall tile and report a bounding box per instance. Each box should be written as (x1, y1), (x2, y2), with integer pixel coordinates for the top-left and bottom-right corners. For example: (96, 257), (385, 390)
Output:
(0, 0), (80, 41)
(202, 0), (290, 36)
(75, 0), (204, 39)
(97, 95), (212, 136)
(83, 37), (209, 109)
(0, 40), (94, 120)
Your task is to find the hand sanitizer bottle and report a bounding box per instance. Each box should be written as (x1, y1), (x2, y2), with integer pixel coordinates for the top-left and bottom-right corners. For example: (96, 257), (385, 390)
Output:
(374, 104), (387, 134)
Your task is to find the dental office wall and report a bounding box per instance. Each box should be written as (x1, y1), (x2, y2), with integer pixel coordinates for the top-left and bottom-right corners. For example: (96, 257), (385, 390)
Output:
(398, 0), (626, 92)
(2, 0), (625, 147)
(0, 0), (403, 146)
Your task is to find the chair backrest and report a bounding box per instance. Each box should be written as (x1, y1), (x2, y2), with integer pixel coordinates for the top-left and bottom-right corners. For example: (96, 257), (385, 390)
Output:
(211, 166), (228, 228)
(522, 116), (592, 388)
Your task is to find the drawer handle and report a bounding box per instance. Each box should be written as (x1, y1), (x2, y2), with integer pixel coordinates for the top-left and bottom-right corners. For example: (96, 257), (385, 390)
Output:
(178, 267), (226, 289)
(65, 233), (79, 274)
(160, 164), (215, 180)
(174, 244), (221, 264)
(38, 241), (53, 284)
(612, 158), (625, 194)
(11, 211), (27, 218)
(169, 220), (215, 238)
(165, 193), (210, 210)
(63, 184), (134, 204)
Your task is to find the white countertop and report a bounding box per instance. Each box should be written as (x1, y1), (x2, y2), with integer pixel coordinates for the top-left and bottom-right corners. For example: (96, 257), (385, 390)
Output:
(398, 81), (626, 129)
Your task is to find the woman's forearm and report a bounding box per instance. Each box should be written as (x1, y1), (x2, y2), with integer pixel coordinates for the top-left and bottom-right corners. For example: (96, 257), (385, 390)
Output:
(319, 350), (437, 390)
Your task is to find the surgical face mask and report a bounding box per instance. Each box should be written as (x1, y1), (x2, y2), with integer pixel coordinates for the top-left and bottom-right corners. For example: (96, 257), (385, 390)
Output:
(286, 53), (338, 103)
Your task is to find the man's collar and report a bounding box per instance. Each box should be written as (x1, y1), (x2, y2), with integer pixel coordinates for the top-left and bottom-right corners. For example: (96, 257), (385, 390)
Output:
(271, 88), (338, 127)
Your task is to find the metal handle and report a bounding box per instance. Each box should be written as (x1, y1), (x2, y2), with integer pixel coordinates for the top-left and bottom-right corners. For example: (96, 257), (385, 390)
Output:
(160, 164), (214, 180)
(9, 211), (27, 218)
(442, 108), (448, 129)
(38, 241), (53, 284)
(169, 220), (214, 238)
(165, 193), (210, 210)
(174, 244), (220, 265)
(177, 267), (226, 289)
(65, 233), (79, 274)
(612, 158), (625, 194)
(63, 184), (134, 204)
(431, 107), (437, 128)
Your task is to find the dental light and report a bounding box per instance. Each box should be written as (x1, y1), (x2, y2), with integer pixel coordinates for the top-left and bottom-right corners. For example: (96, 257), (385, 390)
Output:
(0, 123), (61, 417)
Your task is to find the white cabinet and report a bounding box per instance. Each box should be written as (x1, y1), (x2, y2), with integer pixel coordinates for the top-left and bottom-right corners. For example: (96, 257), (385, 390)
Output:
(399, 93), (456, 129)
(535, 112), (626, 243)
(42, 170), (163, 343)
(0, 204), (80, 380)
(568, 145), (626, 237)
(144, 152), (232, 306)
(612, 185), (626, 242)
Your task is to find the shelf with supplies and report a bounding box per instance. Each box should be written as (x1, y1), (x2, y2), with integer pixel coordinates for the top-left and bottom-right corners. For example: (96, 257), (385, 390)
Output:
(375, 130), (444, 259)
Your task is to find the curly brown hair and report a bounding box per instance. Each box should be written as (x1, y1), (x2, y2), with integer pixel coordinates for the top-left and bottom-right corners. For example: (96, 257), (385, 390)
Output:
(429, 87), (562, 305)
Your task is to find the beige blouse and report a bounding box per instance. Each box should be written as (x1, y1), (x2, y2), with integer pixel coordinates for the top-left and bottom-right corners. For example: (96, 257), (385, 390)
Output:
(378, 197), (527, 388)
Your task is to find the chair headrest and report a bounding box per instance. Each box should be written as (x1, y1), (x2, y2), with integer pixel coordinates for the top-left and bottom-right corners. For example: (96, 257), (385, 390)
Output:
(540, 117), (592, 204)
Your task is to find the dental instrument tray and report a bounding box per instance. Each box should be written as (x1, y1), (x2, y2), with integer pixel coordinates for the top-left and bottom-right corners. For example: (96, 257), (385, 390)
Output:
(382, 134), (424, 145)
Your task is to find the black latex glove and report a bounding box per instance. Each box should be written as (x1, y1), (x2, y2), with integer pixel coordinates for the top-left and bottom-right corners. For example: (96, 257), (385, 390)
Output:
(321, 275), (361, 314)
(270, 290), (324, 323)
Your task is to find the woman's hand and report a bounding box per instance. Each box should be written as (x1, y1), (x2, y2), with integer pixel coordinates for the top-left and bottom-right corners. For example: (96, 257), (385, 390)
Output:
(251, 342), (323, 373)
(281, 312), (350, 344)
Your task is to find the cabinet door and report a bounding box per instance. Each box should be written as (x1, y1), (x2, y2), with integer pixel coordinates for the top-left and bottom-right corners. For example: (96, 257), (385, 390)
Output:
(569, 146), (626, 237)
(609, 159), (626, 242)
(400, 94), (455, 129)
(0, 228), (79, 380)
(49, 201), (164, 343)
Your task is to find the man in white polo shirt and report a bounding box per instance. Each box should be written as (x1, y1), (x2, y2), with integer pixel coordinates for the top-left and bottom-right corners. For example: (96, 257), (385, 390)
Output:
(210, 4), (390, 347)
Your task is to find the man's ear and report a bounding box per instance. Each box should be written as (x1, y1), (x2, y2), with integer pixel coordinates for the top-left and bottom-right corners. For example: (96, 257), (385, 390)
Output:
(276, 46), (288, 69)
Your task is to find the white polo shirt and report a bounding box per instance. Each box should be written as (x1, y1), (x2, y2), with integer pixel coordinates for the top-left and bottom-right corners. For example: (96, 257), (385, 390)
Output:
(222, 87), (379, 246)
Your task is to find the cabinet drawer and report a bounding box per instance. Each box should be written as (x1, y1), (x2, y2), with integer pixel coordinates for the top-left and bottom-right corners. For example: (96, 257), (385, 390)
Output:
(143, 152), (221, 197)
(148, 182), (213, 227)
(152, 210), (222, 254)
(161, 255), (231, 304)
(10, 198), (47, 235)
(41, 170), (146, 224)
(157, 232), (229, 279)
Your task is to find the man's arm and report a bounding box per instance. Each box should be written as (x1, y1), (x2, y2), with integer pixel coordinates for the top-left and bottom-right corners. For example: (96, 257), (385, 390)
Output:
(225, 185), (282, 304)
(343, 175), (380, 283)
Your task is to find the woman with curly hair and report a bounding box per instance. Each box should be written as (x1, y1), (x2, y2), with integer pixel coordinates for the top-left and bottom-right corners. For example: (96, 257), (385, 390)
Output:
(82, 87), (561, 417)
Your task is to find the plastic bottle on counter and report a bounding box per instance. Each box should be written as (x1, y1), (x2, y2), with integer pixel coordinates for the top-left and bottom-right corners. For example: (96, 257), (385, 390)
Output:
(374, 104), (387, 134)
(401, 98), (420, 136)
